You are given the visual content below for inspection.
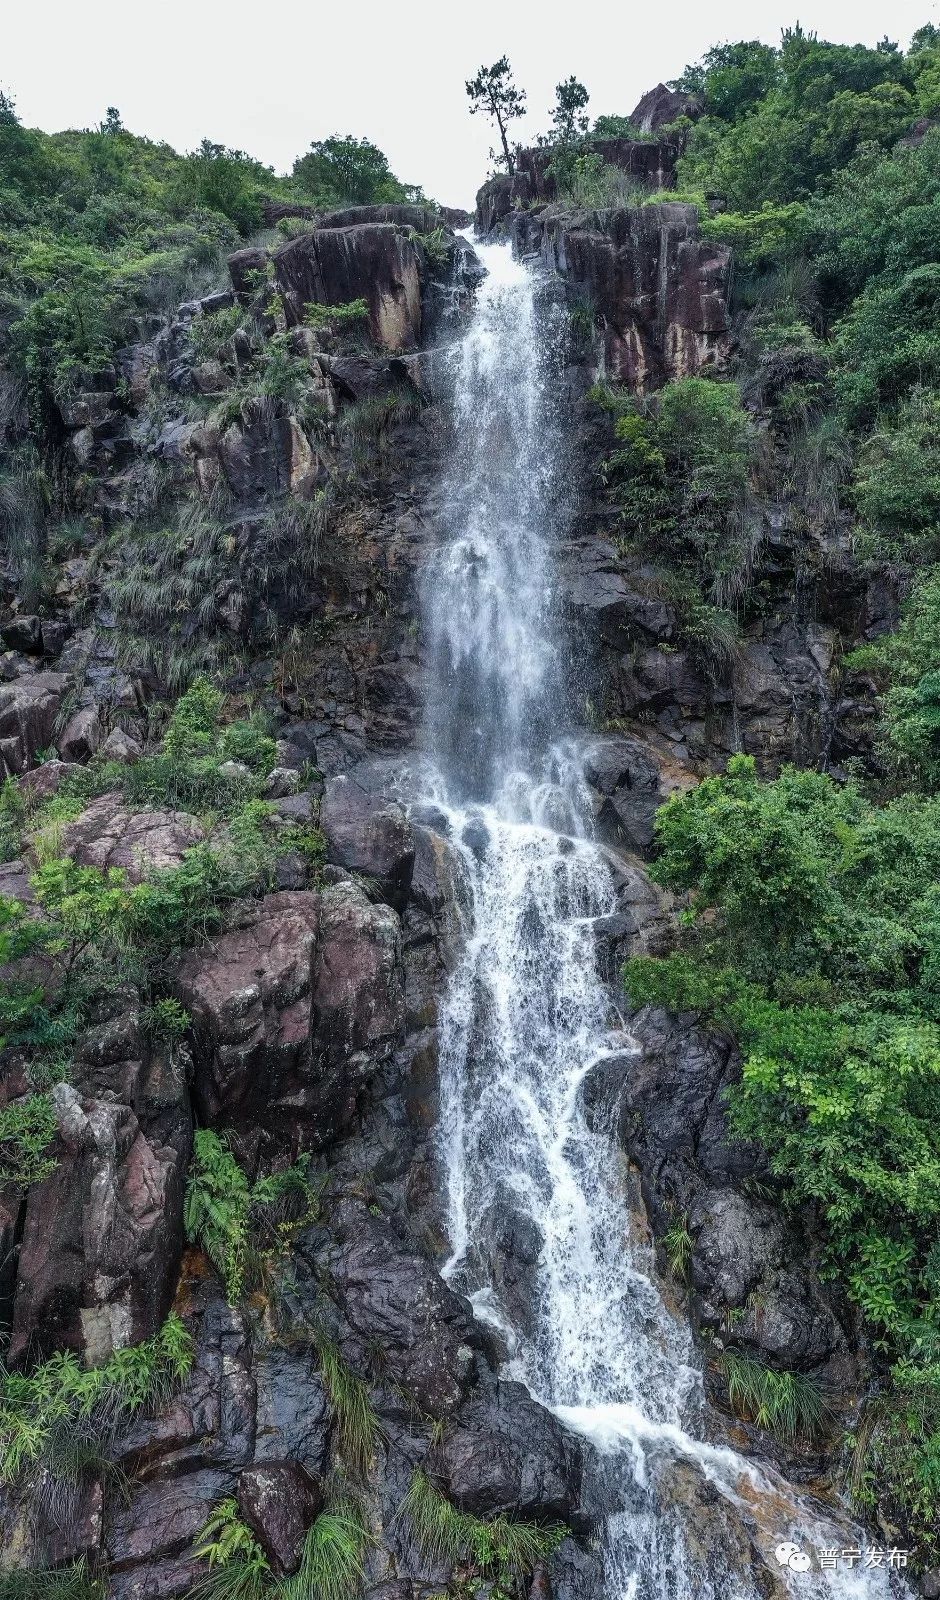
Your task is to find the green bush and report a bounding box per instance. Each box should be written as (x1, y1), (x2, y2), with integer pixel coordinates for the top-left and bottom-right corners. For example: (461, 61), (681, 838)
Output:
(600, 378), (756, 603)
(848, 565), (940, 788)
(0, 1093), (57, 1188)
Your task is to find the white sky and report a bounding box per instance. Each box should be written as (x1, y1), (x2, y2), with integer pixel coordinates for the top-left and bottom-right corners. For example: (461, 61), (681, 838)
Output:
(5, 0), (939, 208)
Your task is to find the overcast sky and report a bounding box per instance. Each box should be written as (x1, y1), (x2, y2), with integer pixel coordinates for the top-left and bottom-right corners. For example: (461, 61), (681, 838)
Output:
(5, 0), (939, 207)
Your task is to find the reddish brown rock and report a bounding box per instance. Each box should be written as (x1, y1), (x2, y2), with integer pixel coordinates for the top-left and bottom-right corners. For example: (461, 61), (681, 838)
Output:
(176, 891), (319, 1155)
(237, 1461), (323, 1575)
(60, 792), (204, 884)
(10, 1084), (189, 1364)
(274, 225), (423, 352)
(514, 203), (730, 390)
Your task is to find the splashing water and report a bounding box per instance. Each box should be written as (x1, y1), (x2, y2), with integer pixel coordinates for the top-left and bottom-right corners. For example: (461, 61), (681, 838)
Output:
(420, 239), (906, 1599)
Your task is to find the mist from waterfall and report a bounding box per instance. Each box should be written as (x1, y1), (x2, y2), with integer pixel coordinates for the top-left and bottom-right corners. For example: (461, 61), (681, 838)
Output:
(419, 237), (904, 1600)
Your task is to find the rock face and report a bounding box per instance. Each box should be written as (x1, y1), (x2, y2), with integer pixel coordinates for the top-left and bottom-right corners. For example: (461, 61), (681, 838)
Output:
(237, 1462), (323, 1575)
(615, 1008), (854, 1384)
(313, 1199), (483, 1416)
(61, 794), (205, 883)
(274, 225), (424, 352)
(10, 1083), (189, 1364)
(320, 769), (415, 904)
(512, 203), (731, 389)
(176, 891), (320, 1157)
(432, 1380), (582, 1520)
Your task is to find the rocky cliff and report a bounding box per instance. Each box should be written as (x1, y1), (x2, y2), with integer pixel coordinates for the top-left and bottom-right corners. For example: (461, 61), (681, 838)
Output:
(0, 122), (915, 1600)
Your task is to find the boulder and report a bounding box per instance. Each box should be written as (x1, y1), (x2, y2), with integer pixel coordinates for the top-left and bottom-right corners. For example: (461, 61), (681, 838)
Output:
(10, 1085), (189, 1364)
(434, 1381), (582, 1521)
(17, 759), (83, 803)
(274, 225), (423, 352)
(629, 82), (699, 132)
(60, 792), (204, 883)
(0, 614), (43, 654)
(0, 672), (67, 776)
(320, 771), (415, 903)
(57, 704), (102, 763)
(317, 1199), (482, 1415)
(176, 891), (320, 1158)
(581, 734), (685, 853)
(237, 1461), (323, 1576)
(101, 728), (142, 763)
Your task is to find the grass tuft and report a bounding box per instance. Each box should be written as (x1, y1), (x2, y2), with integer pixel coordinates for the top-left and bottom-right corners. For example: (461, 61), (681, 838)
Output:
(718, 1349), (829, 1443)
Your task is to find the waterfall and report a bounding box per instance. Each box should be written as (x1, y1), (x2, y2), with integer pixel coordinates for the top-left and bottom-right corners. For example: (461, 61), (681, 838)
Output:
(419, 239), (905, 1600)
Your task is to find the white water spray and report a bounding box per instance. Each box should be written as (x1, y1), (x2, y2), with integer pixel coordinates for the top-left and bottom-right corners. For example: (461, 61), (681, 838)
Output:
(420, 239), (904, 1600)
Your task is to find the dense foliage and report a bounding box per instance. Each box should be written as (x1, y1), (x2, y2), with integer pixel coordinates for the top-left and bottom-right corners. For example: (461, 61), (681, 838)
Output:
(626, 755), (940, 1556)
(0, 92), (415, 420)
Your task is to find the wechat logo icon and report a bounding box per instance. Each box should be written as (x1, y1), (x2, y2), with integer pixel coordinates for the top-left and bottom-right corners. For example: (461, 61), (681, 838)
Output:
(775, 1542), (812, 1573)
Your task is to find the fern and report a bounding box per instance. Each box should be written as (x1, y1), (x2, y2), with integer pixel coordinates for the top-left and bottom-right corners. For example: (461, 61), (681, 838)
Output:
(190, 1496), (369, 1600)
(184, 1131), (317, 1303)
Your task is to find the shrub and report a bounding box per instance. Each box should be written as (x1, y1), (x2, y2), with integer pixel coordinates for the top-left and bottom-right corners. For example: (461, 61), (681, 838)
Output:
(0, 1560), (105, 1600)
(601, 378), (757, 603)
(849, 1362), (940, 1564)
(849, 565), (940, 788)
(853, 389), (940, 567)
(0, 1093), (57, 1188)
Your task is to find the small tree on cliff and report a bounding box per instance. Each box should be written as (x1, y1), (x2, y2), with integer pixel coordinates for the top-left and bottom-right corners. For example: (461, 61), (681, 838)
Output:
(549, 76), (590, 144)
(465, 57), (526, 174)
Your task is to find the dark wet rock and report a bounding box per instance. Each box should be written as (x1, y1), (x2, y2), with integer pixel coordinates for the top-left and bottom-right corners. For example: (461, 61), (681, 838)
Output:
(61, 793), (204, 884)
(106, 1468), (234, 1572)
(619, 1008), (851, 1377)
(320, 771), (415, 905)
(238, 1461), (323, 1576)
(315, 1199), (484, 1416)
(434, 1380), (582, 1521)
(176, 891), (320, 1159)
(309, 880), (405, 1143)
(0, 671), (67, 776)
(253, 1345), (331, 1472)
(581, 733), (690, 853)
(10, 1084), (189, 1364)
(1, 614), (43, 654)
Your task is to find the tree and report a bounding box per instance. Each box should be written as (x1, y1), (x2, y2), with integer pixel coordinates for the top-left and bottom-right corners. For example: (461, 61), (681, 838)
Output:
(292, 135), (408, 205)
(100, 106), (123, 135)
(465, 57), (526, 174)
(549, 76), (589, 144)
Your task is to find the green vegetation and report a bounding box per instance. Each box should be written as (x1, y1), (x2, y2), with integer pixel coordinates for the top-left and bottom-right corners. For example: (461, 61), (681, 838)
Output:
(309, 1327), (381, 1478)
(595, 377), (756, 604)
(404, 1470), (565, 1599)
(0, 1560), (105, 1600)
(191, 1495), (369, 1600)
(717, 1350), (829, 1443)
(465, 58), (527, 174)
(0, 94), (414, 432)
(662, 1214), (693, 1282)
(625, 753), (940, 1554)
(184, 1129), (317, 1303)
(0, 1315), (192, 1488)
(0, 1093), (57, 1188)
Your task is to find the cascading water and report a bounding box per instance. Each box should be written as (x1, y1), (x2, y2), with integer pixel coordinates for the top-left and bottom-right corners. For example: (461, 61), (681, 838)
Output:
(419, 238), (907, 1600)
